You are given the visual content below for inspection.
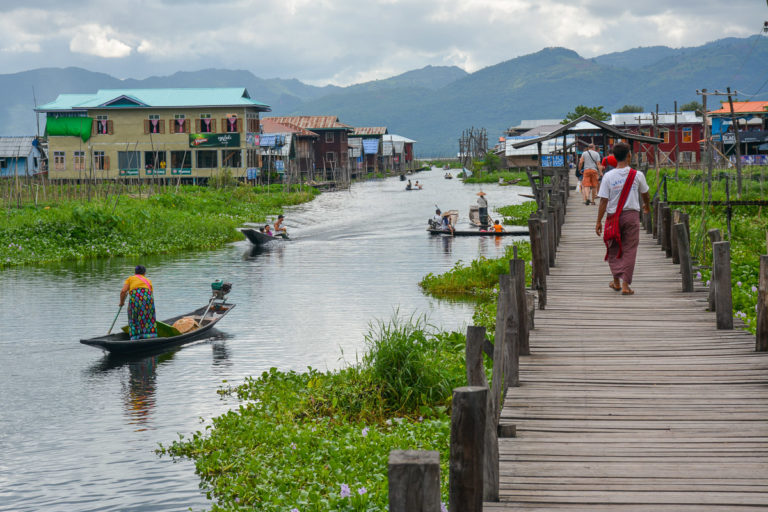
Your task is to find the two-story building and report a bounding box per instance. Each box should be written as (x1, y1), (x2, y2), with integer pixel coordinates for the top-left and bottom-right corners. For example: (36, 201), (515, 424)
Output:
(611, 112), (703, 165)
(349, 127), (387, 173)
(259, 118), (320, 182)
(35, 88), (270, 181)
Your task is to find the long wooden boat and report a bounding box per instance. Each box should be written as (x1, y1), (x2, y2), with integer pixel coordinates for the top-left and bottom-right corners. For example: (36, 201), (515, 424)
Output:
(428, 228), (528, 236)
(80, 303), (235, 355)
(241, 228), (289, 245)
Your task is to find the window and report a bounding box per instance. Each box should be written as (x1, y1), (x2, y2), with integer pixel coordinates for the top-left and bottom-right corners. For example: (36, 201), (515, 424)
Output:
(221, 149), (242, 168)
(171, 150), (191, 169)
(144, 151), (166, 172)
(681, 151), (696, 163)
(246, 117), (259, 133)
(325, 132), (335, 143)
(325, 151), (336, 164)
(196, 150), (217, 168)
(118, 151), (141, 170)
(73, 151), (85, 171)
(94, 151), (109, 171)
(341, 151), (348, 162)
(198, 114), (214, 133)
(172, 114), (189, 134)
(95, 115), (111, 135)
(341, 131), (347, 143)
(682, 127), (693, 143)
(224, 115), (239, 133)
(145, 114), (164, 134)
(53, 151), (65, 171)
(661, 128), (669, 144)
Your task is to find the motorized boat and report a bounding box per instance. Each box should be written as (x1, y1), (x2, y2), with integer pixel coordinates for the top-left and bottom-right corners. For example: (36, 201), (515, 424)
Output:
(427, 228), (528, 236)
(81, 281), (234, 355)
(241, 228), (289, 245)
(444, 173), (453, 179)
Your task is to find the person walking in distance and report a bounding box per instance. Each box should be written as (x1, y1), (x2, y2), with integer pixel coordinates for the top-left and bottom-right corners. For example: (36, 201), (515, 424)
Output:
(578, 143), (603, 205)
(595, 142), (651, 296)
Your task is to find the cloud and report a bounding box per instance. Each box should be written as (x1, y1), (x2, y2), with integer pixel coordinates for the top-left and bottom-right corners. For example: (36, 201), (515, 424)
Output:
(69, 24), (132, 58)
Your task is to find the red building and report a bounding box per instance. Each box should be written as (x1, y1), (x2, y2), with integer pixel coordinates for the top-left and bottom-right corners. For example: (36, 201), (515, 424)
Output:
(267, 115), (353, 178)
(611, 112), (703, 165)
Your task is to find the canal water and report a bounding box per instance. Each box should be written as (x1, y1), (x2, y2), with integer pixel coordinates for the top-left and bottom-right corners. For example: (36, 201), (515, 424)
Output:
(0, 168), (529, 511)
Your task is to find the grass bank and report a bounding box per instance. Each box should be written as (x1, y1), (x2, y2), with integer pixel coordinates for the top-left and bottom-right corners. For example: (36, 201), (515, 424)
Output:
(0, 185), (318, 268)
(159, 239), (531, 511)
(648, 167), (767, 332)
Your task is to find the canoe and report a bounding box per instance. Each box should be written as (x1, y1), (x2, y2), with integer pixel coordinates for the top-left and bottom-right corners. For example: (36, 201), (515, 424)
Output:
(428, 228), (528, 236)
(80, 303), (235, 355)
(241, 228), (289, 245)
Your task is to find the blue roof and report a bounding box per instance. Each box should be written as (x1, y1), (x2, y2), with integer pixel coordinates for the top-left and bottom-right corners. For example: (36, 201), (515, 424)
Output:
(36, 88), (270, 111)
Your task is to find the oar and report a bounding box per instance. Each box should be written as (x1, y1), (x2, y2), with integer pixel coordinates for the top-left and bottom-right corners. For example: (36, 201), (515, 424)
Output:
(108, 305), (123, 335)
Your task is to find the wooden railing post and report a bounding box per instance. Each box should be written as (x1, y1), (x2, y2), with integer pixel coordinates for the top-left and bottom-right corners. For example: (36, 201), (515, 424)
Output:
(501, 274), (520, 389)
(655, 200), (664, 243)
(675, 223), (693, 292)
(662, 204), (672, 257)
(713, 241), (733, 330)
(528, 217), (547, 309)
(510, 258), (530, 356)
(546, 206), (556, 267)
(389, 450), (441, 512)
(757, 255), (768, 352)
(651, 197), (659, 237)
(707, 229), (723, 311)
(450, 386), (487, 512)
(671, 210), (681, 264)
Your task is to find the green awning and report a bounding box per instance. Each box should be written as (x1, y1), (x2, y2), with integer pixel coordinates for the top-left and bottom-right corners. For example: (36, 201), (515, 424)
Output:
(45, 117), (93, 142)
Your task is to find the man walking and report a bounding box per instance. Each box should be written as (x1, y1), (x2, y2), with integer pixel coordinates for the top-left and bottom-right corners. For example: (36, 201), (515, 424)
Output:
(578, 143), (603, 205)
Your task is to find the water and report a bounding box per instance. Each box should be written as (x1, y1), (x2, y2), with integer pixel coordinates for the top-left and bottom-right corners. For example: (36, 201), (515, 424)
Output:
(0, 168), (528, 511)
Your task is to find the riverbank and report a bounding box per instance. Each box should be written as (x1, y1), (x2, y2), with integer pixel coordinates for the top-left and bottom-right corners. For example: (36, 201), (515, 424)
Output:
(647, 167), (767, 332)
(0, 185), (318, 268)
(159, 237), (531, 511)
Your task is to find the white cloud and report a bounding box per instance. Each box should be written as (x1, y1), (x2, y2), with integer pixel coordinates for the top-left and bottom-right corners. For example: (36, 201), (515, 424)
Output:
(69, 24), (132, 58)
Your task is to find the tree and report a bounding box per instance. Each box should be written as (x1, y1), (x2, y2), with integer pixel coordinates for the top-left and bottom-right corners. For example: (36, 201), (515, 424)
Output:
(561, 105), (610, 124)
(680, 101), (703, 114)
(615, 104), (644, 113)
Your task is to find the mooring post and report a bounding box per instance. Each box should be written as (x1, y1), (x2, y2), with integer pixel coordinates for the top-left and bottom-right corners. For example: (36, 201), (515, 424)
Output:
(707, 229), (723, 311)
(757, 255), (768, 352)
(675, 223), (693, 292)
(510, 258), (530, 356)
(450, 386), (487, 512)
(713, 241), (733, 330)
(388, 450), (441, 512)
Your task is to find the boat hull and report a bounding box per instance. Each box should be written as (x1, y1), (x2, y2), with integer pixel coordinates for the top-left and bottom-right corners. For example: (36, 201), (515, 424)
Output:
(427, 228), (528, 236)
(80, 304), (235, 355)
(241, 228), (287, 245)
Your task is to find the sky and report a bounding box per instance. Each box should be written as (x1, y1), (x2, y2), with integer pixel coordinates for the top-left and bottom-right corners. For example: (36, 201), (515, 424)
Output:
(0, 0), (766, 86)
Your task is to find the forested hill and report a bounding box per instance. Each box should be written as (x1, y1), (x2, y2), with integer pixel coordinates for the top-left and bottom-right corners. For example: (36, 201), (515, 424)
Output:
(2, 36), (766, 156)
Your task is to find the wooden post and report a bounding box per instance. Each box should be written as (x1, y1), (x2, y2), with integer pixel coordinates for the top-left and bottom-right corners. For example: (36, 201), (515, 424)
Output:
(651, 197), (658, 237)
(707, 229), (723, 311)
(656, 201), (665, 245)
(713, 241), (733, 330)
(546, 206), (556, 267)
(662, 204), (672, 257)
(501, 274), (520, 389)
(450, 386), (487, 512)
(727, 87), (743, 198)
(491, 277), (509, 404)
(527, 218), (547, 309)
(510, 258), (530, 356)
(671, 210), (681, 264)
(464, 326), (499, 501)
(388, 450), (441, 512)
(674, 100), (680, 179)
(676, 223), (693, 292)
(756, 255), (768, 352)
(539, 215), (550, 276)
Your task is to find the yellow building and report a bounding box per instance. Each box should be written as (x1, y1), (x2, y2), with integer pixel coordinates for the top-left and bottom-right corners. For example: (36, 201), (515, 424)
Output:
(35, 88), (270, 181)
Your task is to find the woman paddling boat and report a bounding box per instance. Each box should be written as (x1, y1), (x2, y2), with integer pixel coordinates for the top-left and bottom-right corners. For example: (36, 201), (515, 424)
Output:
(119, 265), (158, 340)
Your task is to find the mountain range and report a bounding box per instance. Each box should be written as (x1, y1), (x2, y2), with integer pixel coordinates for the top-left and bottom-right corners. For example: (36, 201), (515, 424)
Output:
(2, 36), (766, 156)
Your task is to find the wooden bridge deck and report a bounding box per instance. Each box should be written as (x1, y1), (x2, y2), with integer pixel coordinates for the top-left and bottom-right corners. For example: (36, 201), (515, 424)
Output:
(486, 196), (768, 511)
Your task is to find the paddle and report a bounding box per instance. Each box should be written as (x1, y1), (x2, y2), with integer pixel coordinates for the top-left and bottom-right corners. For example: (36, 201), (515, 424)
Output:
(108, 305), (123, 335)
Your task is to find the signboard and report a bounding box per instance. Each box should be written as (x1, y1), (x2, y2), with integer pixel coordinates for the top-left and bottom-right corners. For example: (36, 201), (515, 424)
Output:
(119, 169), (139, 176)
(362, 138), (379, 155)
(246, 167), (260, 179)
(275, 160), (285, 171)
(541, 155), (565, 167)
(189, 133), (240, 148)
(730, 155), (768, 165)
(246, 133), (260, 147)
(171, 168), (192, 175)
(145, 168), (166, 175)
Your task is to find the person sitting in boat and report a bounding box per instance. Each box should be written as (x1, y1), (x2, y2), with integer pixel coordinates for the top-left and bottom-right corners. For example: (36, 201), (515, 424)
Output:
(441, 212), (455, 235)
(274, 214), (287, 234)
(119, 265), (158, 340)
(406, 179), (412, 190)
(415, 180), (422, 189)
(264, 224), (273, 236)
(493, 219), (505, 233)
(430, 209), (443, 229)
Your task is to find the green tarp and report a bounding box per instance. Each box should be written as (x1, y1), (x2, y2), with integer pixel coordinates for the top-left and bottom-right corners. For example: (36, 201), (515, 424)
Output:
(45, 117), (93, 142)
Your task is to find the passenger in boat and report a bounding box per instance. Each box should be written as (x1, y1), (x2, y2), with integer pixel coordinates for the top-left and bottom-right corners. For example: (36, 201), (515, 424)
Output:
(264, 224), (273, 236)
(441, 212), (455, 235)
(274, 214), (287, 234)
(432, 209), (443, 229)
(493, 219), (505, 233)
(415, 180), (422, 189)
(406, 179), (412, 190)
(119, 265), (158, 340)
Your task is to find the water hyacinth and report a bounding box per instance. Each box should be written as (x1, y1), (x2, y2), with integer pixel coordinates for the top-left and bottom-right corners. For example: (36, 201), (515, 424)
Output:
(737, 281), (743, 287)
(340, 483), (351, 498)
(361, 427), (369, 437)
(696, 271), (702, 280)
(358, 487), (367, 495)
(752, 285), (758, 293)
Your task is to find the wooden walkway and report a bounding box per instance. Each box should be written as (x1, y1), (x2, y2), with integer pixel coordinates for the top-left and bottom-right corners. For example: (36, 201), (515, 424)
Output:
(486, 195), (768, 511)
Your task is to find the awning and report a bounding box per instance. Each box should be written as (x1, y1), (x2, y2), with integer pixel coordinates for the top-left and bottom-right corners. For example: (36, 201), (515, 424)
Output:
(45, 117), (93, 142)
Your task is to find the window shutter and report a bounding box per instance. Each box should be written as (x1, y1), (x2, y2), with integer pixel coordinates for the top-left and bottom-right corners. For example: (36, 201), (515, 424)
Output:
(105, 156), (110, 171)
(159, 120), (165, 134)
(107, 120), (113, 135)
(144, 120), (150, 134)
(221, 118), (227, 132)
(92, 119), (97, 135)
(195, 119), (201, 132)
(211, 119), (217, 133)
(169, 120), (175, 134)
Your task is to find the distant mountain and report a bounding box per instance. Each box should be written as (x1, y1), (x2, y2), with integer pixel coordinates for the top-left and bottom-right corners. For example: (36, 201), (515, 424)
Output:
(1, 36), (766, 155)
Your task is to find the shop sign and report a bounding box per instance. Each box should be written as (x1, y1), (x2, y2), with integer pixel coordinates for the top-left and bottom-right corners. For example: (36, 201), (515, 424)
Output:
(171, 168), (192, 175)
(541, 155), (564, 167)
(189, 133), (241, 148)
(119, 169), (139, 176)
(246, 167), (260, 179)
(145, 168), (166, 175)
(246, 133), (260, 147)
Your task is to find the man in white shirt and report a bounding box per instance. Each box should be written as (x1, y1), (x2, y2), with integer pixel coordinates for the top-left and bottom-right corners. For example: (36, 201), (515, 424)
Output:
(578, 143), (603, 205)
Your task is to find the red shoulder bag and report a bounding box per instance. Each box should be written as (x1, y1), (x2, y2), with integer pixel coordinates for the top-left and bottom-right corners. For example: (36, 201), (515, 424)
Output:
(603, 168), (637, 260)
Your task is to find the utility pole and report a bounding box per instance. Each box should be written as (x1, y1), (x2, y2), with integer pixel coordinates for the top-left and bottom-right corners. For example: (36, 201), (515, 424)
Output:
(674, 100), (679, 179)
(696, 89), (712, 201)
(726, 87), (743, 198)
(654, 104), (660, 175)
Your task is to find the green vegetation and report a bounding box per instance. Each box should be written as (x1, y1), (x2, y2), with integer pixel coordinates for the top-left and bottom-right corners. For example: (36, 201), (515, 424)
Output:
(679, 101), (703, 114)
(462, 170), (530, 185)
(0, 185), (318, 267)
(615, 104), (644, 113)
(496, 201), (538, 225)
(562, 105), (610, 123)
(648, 168), (767, 332)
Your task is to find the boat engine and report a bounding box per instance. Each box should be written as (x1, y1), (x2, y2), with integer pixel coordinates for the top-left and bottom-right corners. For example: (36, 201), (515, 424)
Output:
(211, 280), (233, 301)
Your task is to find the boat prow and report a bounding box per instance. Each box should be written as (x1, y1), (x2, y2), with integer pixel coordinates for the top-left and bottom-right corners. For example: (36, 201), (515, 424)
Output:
(241, 228), (289, 245)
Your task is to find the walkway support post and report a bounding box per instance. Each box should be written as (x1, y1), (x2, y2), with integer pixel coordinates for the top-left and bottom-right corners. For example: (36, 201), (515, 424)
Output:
(388, 450), (441, 512)
(450, 386), (487, 512)
(713, 241), (733, 330)
(757, 255), (768, 352)
(662, 204), (672, 257)
(528, 217), (547, 309)
(708, 229), (723, 311)
(500, 274), (520, 389)
(675, 223), (693, 292)
(651, 197), (659, 237)
(511, 257), (530, 356)
(546, 206), (556, 268)
(671, 209), (680, 264)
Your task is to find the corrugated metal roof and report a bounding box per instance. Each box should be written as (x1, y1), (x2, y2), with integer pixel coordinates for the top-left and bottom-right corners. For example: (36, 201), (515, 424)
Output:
(510, 119), (563, 130)
(611, 112), (701, 125)
(261, 119), (319, 138)
(383, 134), (416, 143)
(506, 135), (575, 156)
(0, 136), (37, 158)
(351, 127), (388, 136)
(36, 88), (270, 111)
(267, 115), (352, 130)
(710, 101), (768, 115)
